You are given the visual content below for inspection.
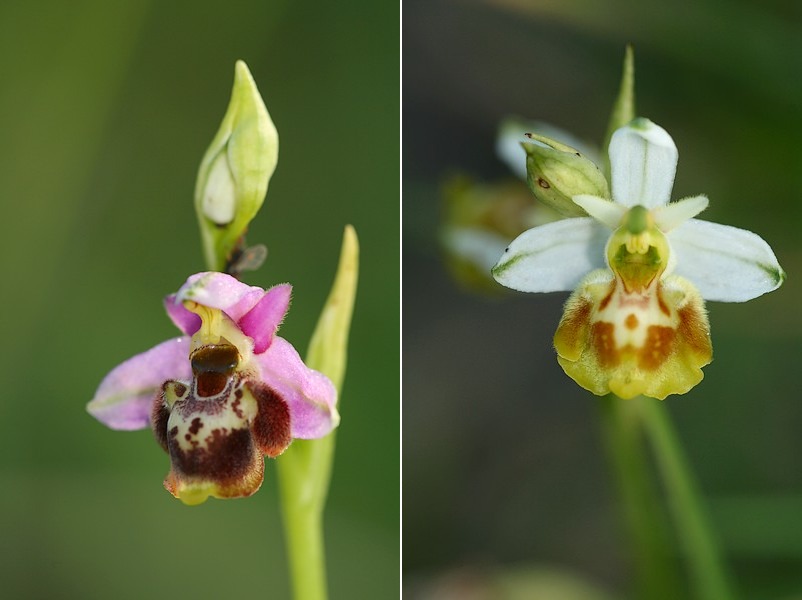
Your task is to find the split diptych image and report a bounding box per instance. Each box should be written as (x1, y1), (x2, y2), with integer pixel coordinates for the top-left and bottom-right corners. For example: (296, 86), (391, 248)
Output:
(1, 1), (802, 599)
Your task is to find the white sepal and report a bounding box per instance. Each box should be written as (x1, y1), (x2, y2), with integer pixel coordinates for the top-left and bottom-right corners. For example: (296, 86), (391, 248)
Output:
(495, 119), (531, 180)
(669, 219), (785, 302)
(492, 217), (609, 293)
(442, 226), (510, 273)
(609, 118), (678, 208)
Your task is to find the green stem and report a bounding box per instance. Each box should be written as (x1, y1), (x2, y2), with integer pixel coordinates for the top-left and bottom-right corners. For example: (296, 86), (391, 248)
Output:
(639, 399), (737, 600)
(599, 396), (683, 600)
(276, 439), (334, 600)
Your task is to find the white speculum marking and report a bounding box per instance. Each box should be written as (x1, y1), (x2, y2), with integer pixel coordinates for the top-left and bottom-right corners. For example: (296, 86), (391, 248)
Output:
(594, 278), (676, 350)
(169, 381), (257, 453)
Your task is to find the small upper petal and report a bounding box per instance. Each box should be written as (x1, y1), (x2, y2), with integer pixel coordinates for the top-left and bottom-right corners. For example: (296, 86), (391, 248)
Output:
(610, 118), (678, 208)
(653, 195), (709, 232)
(88, 337), (192, 430)
(492, 217), (609, 293)
(238, 283), (292, 353)
(669, 219), (785, 302)
(255, 336), (339, 439)
(572, 194), (627, 229)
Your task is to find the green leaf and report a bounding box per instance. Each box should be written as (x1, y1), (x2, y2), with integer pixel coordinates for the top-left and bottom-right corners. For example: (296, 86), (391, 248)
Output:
(305, 225), (360, 390)
(275, 226), (359, 600)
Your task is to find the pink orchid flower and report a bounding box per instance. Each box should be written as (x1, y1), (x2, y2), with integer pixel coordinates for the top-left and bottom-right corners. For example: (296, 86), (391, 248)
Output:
(88, 272), (338, 505)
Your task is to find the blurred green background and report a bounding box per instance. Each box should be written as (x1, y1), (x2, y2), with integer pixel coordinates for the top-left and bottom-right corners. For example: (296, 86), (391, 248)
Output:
(0, 1), (398, 598)
(404, 0), (802, 598)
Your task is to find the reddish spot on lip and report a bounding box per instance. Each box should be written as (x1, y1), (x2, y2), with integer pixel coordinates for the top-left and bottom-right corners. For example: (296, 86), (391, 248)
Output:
(638, 325), (676, 371)
(188, 417), (204, 435)
(591, 321), (620, 367)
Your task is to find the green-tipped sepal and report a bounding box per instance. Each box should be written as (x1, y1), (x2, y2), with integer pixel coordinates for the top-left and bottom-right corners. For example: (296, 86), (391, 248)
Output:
(523, 133), (609, 217)
(195, 60), (279, 271)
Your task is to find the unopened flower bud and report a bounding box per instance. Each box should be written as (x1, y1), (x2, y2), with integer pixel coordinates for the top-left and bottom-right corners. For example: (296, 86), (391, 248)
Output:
(195, 60), (278, 271)
(523, 133), (609, 217)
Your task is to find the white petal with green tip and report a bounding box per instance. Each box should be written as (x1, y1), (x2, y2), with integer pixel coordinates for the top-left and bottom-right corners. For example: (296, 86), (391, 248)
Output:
(492, 217), (608, 293)
(669, 219), (785, 302)
(609, 118), (677, 208)
(653, 195), (709, 232)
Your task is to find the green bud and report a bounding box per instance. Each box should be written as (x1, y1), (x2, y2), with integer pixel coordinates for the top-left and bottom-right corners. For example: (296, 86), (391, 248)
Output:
(603, 45), (636, 178)
(523, 133), (610, 217)
(195, 60), (279, 271)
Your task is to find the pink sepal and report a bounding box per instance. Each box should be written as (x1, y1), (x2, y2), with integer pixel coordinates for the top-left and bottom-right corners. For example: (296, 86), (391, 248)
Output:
(255, 336), (339, 439)
(87, 337), (192, 430)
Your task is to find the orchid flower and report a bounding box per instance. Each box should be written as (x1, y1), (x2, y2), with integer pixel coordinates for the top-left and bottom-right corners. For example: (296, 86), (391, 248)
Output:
(87, 272), (338, 505)
(492, 118), (785, 399)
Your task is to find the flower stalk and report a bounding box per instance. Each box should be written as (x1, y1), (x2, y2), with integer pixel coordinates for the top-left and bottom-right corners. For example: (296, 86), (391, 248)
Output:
(640, 399), (737, 600)
(599, 396), (683, 600)
(602, 395), (737, 599)
(276, 226), (359, 600)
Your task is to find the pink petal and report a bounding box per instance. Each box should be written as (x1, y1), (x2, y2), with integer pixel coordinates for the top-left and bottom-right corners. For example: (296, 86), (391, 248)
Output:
(87, 337), (192, 430)
(239, 283), (292, 353)
(164, 294), (202, 335)
(254, 336), (339, 439)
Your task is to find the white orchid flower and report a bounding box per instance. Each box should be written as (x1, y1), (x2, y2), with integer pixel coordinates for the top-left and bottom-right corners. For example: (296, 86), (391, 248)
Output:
(492, 118), (785, 399)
